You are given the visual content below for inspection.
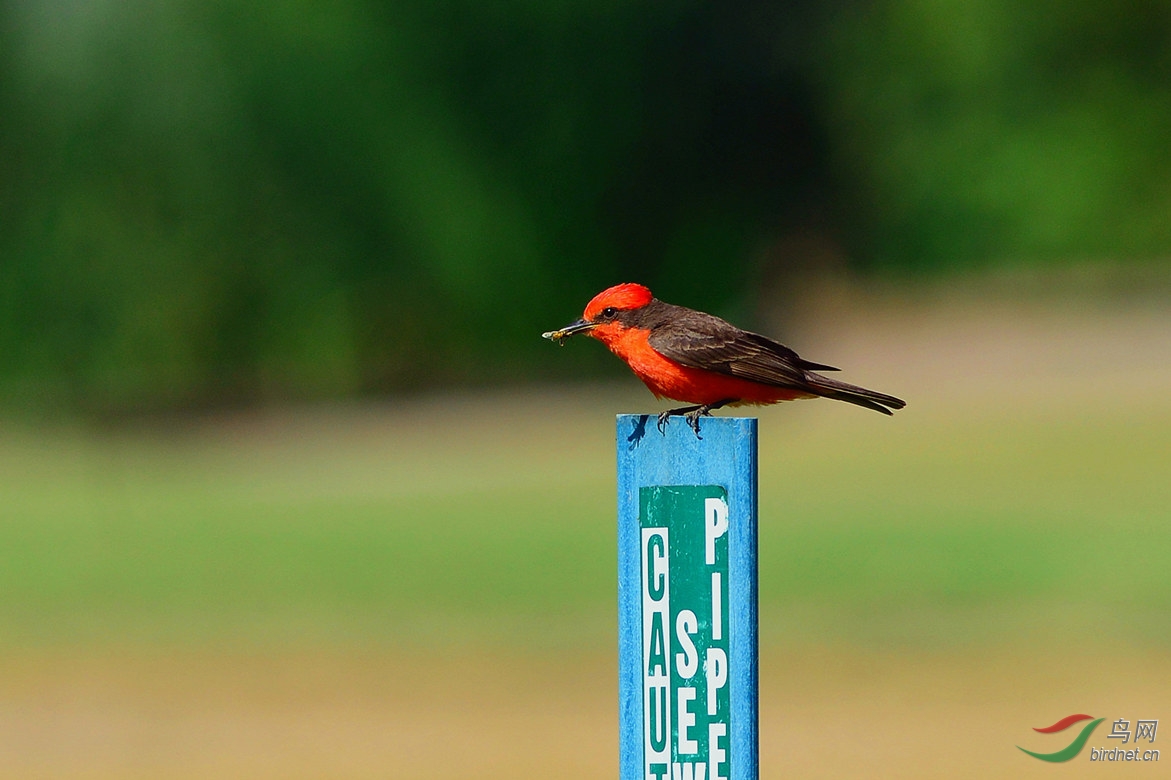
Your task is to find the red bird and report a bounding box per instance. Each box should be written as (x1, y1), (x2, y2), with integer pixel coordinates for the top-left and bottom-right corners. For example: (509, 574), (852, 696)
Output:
(543, 282), (905, 436)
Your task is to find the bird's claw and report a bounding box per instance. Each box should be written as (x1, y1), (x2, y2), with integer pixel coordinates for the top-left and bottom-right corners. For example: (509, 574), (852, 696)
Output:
(656, 407), (705, 439)
(684, 409), (704, 439)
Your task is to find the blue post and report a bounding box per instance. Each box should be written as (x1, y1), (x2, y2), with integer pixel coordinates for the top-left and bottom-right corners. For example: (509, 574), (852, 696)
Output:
(617, 415), (758, 780)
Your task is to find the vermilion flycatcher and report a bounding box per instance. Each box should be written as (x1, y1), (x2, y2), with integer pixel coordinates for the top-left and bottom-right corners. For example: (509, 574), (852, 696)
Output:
(543, 282), (905, 435)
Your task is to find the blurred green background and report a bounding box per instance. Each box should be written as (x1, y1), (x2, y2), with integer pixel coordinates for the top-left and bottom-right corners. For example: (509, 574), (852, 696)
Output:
(1, 1), (1169, 777)
(4, 0), (1170, 414)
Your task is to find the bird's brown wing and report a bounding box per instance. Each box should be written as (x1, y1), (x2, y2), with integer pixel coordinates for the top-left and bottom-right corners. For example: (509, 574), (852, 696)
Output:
(641, 302), (905, 414)
(644, 306), (822, 388)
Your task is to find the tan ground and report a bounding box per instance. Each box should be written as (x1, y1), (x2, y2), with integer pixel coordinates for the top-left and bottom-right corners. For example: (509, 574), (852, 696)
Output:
(1, 645), (1166, 778)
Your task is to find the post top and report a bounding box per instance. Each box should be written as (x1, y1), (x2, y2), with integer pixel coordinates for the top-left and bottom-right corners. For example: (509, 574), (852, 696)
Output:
(616, 414), (757, 486)
(616, 413), (757, 445)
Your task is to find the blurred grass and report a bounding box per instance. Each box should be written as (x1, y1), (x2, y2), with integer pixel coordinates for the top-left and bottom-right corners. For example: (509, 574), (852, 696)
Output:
(0, 398), (619, 649)
(2, 356), (1168, 652)
(757, 401), (1171, 648)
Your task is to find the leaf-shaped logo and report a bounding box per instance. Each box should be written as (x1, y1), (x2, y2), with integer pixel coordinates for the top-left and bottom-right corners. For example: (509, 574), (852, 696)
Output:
(1018, 714), (1104, 762)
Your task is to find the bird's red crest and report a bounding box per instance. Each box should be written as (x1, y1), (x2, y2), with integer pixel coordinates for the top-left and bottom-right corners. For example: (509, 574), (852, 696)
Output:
(583, 283), (653, 320)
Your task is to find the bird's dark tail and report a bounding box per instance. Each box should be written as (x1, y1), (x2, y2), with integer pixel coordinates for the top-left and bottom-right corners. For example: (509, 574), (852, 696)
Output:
(804, 373), (906, 415)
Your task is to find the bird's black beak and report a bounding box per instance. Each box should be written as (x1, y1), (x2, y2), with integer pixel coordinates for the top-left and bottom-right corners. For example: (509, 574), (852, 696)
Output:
(541, 318), (596, 345)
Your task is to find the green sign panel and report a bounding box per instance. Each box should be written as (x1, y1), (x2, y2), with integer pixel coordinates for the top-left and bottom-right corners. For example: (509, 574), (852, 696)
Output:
(639, 485), (731, 780)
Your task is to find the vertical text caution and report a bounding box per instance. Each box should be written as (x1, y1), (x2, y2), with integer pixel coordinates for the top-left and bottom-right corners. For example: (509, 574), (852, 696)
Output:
(640, 487), (731, 780)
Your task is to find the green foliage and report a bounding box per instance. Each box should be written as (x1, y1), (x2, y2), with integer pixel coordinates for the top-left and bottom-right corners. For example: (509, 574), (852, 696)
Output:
(1, 1), (1169, 411)
(817, 0), (1171, 271)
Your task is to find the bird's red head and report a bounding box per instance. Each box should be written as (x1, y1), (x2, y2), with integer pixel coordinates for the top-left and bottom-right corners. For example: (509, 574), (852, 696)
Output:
(541, 282), (654, 346)
(583, 283), (653, 321)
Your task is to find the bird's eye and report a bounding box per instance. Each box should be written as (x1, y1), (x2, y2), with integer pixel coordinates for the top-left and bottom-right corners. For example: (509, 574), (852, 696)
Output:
(601, 307), (617, 318)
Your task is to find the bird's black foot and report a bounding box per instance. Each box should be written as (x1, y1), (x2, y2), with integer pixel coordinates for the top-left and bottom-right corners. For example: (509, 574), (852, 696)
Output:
(657, 405), (700, 435)
(656, 399), (735, 440)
